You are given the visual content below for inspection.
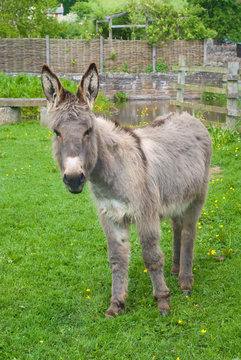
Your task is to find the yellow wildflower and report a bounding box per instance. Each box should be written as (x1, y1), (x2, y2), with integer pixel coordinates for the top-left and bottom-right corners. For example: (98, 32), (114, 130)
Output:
(201, 329), (207, 333)
(86, 295), (90, 299)
(143, 269), (148, 273)
(211, 250), (216, 255)
(178, 320), (182, 324)
(86, 289), (90, 292)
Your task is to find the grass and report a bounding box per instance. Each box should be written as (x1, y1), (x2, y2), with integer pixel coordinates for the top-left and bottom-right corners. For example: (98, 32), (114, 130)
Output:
(0, 120), (240, 360)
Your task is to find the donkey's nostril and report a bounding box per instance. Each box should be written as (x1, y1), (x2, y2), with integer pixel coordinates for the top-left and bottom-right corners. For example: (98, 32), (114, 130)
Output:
(63, 173), (85, 188)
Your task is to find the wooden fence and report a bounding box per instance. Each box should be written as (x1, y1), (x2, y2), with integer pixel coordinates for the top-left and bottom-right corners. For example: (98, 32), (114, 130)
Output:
(170, 56), (241, 127)
(0, 37), (204, 74)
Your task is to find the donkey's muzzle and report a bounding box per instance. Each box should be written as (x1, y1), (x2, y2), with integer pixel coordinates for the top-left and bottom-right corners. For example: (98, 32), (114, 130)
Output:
(63, 173), (86, 194)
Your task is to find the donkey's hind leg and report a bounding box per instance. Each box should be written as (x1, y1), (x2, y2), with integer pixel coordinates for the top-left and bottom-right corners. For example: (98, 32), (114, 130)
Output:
(100, 214), (130, 318)
(138, 217), (170, 315)
(170, 215), (183, 275)
(178, 198), (204, 294)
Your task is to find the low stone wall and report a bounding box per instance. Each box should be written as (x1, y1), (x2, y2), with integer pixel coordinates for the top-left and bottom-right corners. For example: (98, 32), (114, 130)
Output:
(69, 71), (224, 100)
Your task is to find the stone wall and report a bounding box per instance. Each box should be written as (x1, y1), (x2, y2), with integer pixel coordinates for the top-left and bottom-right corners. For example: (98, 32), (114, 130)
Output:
(68, 72), (224, 100)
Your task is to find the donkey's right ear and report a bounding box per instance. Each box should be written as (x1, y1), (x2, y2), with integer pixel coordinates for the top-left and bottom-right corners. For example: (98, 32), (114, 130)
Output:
(41, 64), (64, 108)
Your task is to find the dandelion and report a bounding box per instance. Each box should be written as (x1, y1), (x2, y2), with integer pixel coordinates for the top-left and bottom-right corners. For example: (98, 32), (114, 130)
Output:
(216, 235), (219, 238)
(201, 329), (207, 334)
(207, 252), (210, 255)
(215, 200), (218, 203)
(70, 243), (74, 246)
(220, 225), (223, 228)
(14, 169), (17, 172)
(178, 320), (182, 324)
(210, 226), (213, 230)
(211, 250), (216, 255)
(28, 165), (31, 168)
(229, 248), (232, 252)
(6, 174), (8, 176)
(40, 340), (43, 343)
(198, 226), (202, 229)
(152, 356), (156, 360)
(86, 295), (90, 299)
(177, 357), (180, 360)
(216, 178), (219, 181)
(221, 179), (223, 182)
(143, 269), (148, 273)
(203, 212), (207, 215)
(222, 196), (226, 200)
(86, 289), (90, 292)
(211, 210), (214, 213)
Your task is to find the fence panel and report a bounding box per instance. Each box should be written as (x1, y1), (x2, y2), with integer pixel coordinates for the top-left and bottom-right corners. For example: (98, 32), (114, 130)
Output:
(49, 38), (100, 73)
(0, 39), (46, 73)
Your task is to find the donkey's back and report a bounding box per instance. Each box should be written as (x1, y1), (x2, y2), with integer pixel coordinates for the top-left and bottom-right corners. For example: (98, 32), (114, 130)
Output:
(135, 112), (212, 218)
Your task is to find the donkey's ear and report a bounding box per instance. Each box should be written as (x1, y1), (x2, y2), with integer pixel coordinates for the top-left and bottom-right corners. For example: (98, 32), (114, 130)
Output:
(77, 63), (99, 109)
(41, 64), (64, 108)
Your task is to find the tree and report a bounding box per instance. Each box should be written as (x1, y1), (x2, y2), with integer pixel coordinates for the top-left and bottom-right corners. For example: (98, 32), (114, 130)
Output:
(60, 0), (78, 15)
(187, 0), (241, 42)
(0, 0), (62, 38)
(128, 0), (216, 45)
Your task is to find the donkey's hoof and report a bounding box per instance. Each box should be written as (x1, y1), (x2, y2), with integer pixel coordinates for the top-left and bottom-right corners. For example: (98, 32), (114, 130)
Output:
(105, 301), (125, 318)
(182, 290), (191, 297)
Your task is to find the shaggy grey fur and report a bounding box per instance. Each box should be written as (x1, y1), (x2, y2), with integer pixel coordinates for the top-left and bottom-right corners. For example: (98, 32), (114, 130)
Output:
(41, 63), (212, 317)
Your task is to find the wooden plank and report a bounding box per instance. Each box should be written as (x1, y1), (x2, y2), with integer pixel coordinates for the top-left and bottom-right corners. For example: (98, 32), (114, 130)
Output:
(171, 83), (227, 95)
(0, 98), (47, 107)
(170, 100), (228, 114)
(172, 65), (228, 74)
(111, 25), (146, 28)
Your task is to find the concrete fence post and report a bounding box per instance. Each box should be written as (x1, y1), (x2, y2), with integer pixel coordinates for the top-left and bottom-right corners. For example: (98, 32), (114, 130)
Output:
(46, 35), (50, 66)
(176, 55), (186, 112)
(100, 36), (104, 72)
(152, 46), (156, 72)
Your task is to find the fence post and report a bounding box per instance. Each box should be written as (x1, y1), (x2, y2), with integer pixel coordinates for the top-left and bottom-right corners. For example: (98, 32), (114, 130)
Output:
(226, 61), (239, 128)
(203, 39), (207, 64)
(46, 35), (50, 66)
(176, 55), (186, 112)
(100, 36), (104, 72)
(152, 46), (156, 72)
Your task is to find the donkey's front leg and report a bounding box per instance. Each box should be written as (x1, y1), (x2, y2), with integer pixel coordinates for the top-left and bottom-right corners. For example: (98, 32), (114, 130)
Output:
(100, 215), (130, 318)
(138, 218), (170, 315)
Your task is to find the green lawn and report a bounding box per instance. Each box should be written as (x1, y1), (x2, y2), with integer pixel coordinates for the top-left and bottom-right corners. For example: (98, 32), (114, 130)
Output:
(0, 120), (240, 360)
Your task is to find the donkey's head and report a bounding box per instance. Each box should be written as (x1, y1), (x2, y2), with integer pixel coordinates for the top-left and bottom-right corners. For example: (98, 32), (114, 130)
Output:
(41, 63), (99, 194)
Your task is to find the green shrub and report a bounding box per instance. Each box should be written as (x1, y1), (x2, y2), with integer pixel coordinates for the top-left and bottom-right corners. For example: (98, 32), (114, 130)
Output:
(113, 91), (129, 104)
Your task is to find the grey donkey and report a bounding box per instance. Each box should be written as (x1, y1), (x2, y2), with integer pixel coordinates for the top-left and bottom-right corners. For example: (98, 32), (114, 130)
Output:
(41, 63), (212, 317)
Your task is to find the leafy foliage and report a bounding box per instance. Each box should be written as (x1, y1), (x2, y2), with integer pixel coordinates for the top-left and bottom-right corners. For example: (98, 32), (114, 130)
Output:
(0, 0), (63, 38)
(128, 0), (216, 45)
(187, 0), (241, 42)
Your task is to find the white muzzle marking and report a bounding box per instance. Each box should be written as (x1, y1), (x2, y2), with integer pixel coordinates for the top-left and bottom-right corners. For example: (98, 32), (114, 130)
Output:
(64, 156), (82, 176)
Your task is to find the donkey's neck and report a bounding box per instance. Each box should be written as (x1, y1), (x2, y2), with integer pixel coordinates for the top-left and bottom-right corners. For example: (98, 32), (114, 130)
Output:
(89, 116), (139, 195)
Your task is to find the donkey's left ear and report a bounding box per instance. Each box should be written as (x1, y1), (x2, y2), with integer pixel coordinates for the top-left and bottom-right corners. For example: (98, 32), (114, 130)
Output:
(77, 63), (99, 109)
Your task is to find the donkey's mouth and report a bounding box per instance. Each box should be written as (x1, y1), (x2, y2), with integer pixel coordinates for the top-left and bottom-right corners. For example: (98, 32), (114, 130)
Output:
(67, 183), (85, 194)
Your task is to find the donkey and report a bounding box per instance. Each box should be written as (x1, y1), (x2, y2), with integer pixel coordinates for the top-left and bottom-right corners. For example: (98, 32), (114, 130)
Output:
(41, 63), (212, 317)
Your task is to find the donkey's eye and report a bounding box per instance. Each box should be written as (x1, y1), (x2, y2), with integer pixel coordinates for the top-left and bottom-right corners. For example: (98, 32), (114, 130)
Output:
(54, 129), (61, 138)
(83, 127), (92, 137)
